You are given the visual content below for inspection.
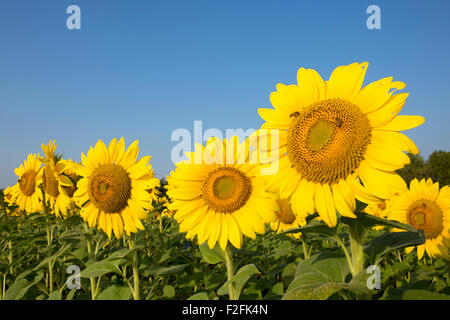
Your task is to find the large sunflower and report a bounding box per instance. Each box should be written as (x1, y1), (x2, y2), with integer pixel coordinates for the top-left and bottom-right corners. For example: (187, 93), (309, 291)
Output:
(257, 62), (424, 227)
(270, 197), (306, 239)
(73, 138), (159, 239)
(167, 136), (278, 250)
(389, 178), (450, 260)
(39, 140), (74, 218)
(9, 153), (43, 214)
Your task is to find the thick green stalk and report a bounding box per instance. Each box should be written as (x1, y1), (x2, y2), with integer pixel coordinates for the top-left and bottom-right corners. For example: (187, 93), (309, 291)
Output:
(7, 240), (13, 274)
(301, 239), (310, 259)
(2, 273), (5, 300)
(129, 234), (140, 300)
(348, 224), (364, 276)
(45, 214), (54, 292)
(333, 235), (355, 276)
(224, 245), (237, 300)
(83, 223), (98, 300)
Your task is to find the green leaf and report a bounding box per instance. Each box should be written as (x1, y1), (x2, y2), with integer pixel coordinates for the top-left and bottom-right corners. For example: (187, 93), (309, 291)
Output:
(80, 261), (121, 278)
(142, 264), (188, 277)
(341, 212), (417, 237)
(381, 287), (450, 300)
(199, 243), (226, 265)
(364, 230), (426, 265)
(4, 272), (44, 300)
(107, 247), (141, 261)
(218, 264), (260, 299)
(70, 247), (88, 263)
(263, 282), (284, 300)
(278, 219), (336, 238)
(48, 290), (62, 300)
(97, 285), (132, 300)
(283, 252), (351, 300)
(187, 292), (209, 300)
(163, 285), (176, 298)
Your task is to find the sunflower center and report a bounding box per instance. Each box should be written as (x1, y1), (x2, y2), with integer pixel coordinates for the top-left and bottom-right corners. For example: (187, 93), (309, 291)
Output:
(288, 98), (372, 184)
(88, 164), (131, 213)
(18, 170), (36, 196)
(275, 199), (296, 225)
(407, 199), (443, 239)
(307, 121), (336, 152)
(202, 167), (251, 213)
(42, 166), (60, 198)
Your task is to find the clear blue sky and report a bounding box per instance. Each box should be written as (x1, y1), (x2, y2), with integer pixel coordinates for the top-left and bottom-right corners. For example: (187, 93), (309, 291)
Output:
(1, 0), (449, 188)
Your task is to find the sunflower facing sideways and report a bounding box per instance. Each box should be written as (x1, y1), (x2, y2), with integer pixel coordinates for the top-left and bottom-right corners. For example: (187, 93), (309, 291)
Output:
(257, 62), (425, 227)
(167, 136), (278, 250)
(8, 153), (43, 214)
(73, 137), (159, 239)
(270, 197), (306, 239)
(39, 140), (74, 218)
(389, 178), (450, 260)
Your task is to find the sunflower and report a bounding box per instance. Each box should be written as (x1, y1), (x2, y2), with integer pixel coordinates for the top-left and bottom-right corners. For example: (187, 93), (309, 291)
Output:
(257, 62), (424, 227)
(389, 178), (450, 260)
(73, 138), (159, 239)
(364, 198), (391, 230)
(39, 140), (74, 218)
(58, 158), (79, 199)
(2, 186), (20, 216)
(270, 198), (306, 239)
(2, 186), (12, 206)
(167, 136), (278, 250)
(9, 153), (43, 214)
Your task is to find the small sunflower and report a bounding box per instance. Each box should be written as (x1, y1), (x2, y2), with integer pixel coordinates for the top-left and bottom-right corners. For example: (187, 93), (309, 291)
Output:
(3, 186), (12, 205)
(73, 138), (159, 239)
(58, 158), (79, 199)
(389, 178), (450, 260)
(39, 140), (74, 218)
(167, 136), (278, 250)
(258, 62), (424, 227)
(9, 154), (43, 214)
(364, 191), (402, 230)
(270, 198), (306, 239)
(2, 186), (21, 216)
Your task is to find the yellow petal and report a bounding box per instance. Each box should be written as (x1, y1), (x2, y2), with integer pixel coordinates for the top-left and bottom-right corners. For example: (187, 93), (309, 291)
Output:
(297, 68), (326, 107)
(353, 77), (405, 113)
(332, 181), (356, 218)
(376, 115), (425, 132)
(327, 62), (369, 100)
(314, 183), (337, 227)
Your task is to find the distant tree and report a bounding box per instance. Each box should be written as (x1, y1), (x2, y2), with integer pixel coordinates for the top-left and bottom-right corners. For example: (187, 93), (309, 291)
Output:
(428, 150), (450, 186)
(397, 154), (428, 186)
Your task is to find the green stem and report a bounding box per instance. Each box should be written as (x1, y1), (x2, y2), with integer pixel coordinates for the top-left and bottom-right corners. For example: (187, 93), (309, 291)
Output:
(7, 240), (13, 275)
(224, 245), (237, 300)
(159, 217), (163, 233)
(45, 215), (54, 292)
(333, 235), (355, 276)
(348, 224), (364, 276)
(83, 223), (98, 300)
(301, 238), (310, 259)
(2, 273), (5, 300)
(129, 234), (140, 300)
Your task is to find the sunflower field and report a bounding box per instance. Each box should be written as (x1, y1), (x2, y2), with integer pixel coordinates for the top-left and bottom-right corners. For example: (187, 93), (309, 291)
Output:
(1, 62), (450, 301)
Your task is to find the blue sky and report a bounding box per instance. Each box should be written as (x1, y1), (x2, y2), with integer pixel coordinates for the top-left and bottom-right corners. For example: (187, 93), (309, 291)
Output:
(1, 0), (449, 187)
